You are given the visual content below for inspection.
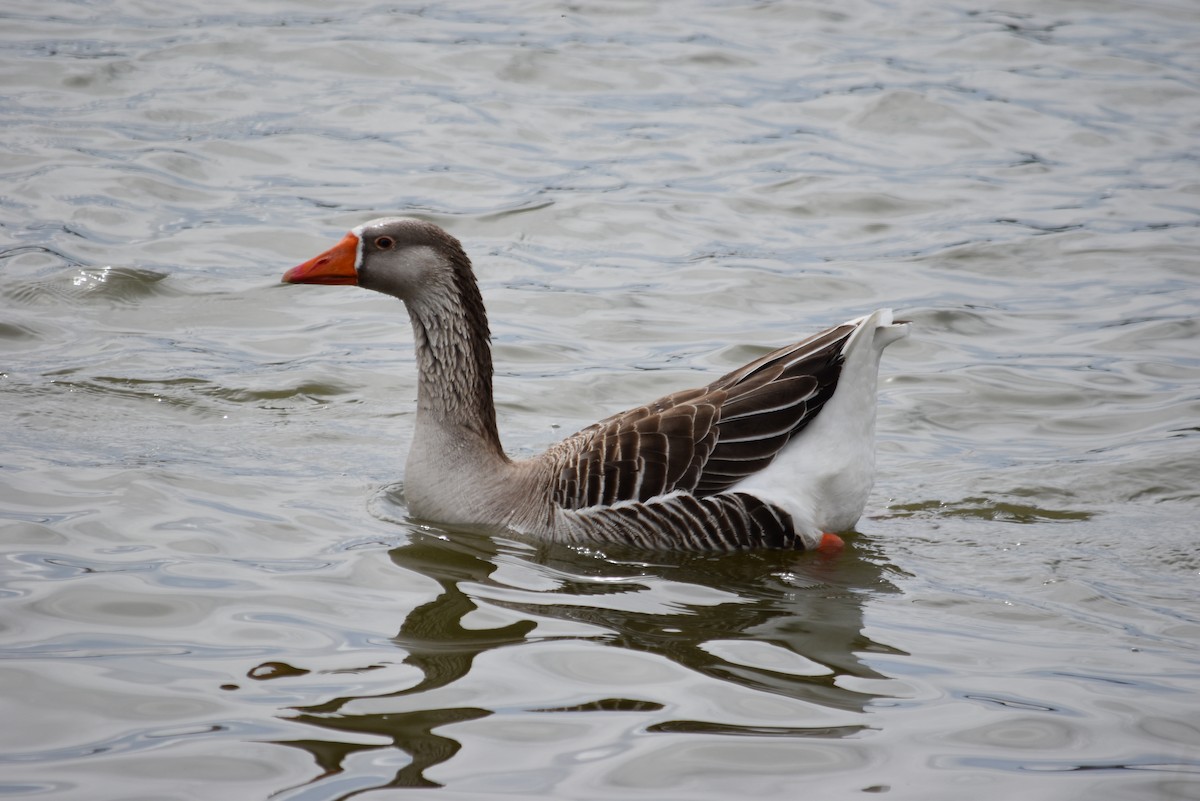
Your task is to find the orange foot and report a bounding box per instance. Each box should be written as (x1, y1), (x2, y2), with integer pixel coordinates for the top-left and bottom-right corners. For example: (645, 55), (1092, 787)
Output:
(817, 532), (845, 555)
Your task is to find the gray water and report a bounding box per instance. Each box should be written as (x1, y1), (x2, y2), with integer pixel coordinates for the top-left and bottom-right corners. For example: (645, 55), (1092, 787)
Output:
(2, 1), (1199, 799)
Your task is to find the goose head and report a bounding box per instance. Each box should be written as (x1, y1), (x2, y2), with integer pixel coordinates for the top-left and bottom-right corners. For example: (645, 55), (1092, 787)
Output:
(282, 217), (470, 305)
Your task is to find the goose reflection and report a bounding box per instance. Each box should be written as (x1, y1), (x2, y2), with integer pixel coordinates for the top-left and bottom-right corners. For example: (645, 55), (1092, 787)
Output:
(274, 521), (903, 792)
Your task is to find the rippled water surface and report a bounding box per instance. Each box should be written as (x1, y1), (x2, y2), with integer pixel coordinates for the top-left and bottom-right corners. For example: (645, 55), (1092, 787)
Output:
(3, 1), (1199, 799)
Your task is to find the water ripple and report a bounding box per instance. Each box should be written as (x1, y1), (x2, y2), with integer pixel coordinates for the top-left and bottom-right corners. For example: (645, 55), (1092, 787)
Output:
(2, 0), (1199, 798)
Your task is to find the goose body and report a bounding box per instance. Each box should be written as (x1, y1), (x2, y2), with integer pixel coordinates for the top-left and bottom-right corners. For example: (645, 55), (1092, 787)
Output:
(283, 217), (909, 552)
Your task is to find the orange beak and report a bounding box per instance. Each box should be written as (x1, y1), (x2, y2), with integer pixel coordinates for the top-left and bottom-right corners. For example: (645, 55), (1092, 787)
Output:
(282, 232), (360, 285)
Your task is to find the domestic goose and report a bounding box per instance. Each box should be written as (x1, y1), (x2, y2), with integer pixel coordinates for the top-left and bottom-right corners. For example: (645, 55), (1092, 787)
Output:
(283, 218), (909, 553)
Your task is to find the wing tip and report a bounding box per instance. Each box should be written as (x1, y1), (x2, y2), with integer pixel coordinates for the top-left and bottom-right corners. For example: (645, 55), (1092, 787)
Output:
(843, 308), (911, 353)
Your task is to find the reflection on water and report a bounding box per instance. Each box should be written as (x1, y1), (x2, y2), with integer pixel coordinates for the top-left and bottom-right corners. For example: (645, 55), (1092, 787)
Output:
(887, 497), (1093, 524)
(262, 515), (901, 791)
(277, 533), (529, 789)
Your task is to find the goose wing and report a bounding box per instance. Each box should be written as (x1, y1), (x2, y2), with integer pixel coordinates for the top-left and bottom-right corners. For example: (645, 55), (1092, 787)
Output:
(556, 490), (804, 551)
(546, 322), (855, 510)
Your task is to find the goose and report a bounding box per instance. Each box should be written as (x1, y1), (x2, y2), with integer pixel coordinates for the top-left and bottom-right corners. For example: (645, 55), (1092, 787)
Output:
(282, 217), (909, 553)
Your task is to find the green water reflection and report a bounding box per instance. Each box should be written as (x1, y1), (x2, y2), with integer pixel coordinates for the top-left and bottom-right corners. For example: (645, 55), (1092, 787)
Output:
(264, 526), (903, 791)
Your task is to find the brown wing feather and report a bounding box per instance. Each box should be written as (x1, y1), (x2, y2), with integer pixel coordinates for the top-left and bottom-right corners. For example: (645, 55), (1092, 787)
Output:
(558, 491), (806, 550)
(547, 323), (856, 510)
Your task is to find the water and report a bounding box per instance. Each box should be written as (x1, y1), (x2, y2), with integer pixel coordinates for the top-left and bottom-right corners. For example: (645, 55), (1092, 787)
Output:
(2, 1), (1199, 798)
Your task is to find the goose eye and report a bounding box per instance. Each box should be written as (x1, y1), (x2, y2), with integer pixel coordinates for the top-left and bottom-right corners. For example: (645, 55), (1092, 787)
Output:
(376, 236), (395, 250)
